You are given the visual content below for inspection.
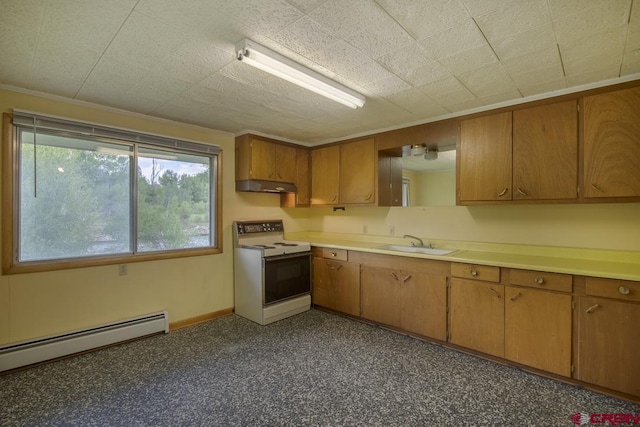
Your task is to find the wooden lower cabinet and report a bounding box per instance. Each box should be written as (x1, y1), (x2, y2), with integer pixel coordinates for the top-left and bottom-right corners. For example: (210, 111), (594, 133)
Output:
(504, 286), (572, 377)
(576, 296), (640, 397)
(361, 265), (447, 340)
(449, 277), (504, 357)
(312, 257), (360, 317)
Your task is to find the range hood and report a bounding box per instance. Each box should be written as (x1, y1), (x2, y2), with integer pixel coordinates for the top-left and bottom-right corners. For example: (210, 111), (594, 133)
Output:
(236, 179), (297, 194)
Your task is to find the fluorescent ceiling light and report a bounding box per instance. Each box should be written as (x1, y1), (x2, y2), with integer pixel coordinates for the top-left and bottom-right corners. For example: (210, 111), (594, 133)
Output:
(236, 38), (366, 109)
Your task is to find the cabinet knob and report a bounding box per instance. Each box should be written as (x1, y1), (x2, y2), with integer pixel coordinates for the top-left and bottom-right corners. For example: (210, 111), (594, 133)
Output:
(470, 269), (478, 276)
(619, 286), (630, 295)
(497, 187), (508, 197)
(534, 276), (545, 285)
(330, 252), (337, 257)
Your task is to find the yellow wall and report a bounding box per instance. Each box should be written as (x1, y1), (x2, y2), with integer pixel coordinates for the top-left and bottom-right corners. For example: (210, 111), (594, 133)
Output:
(413, 170), (456, 206)
(0, 88), (305, 345)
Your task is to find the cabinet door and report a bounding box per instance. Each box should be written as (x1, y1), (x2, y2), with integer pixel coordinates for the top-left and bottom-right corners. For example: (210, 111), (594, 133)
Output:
(275, 144), (297, 183)
(361, 265), (401, 327)
(401, 273), (447, 340)
(312, 258), (360, 316)
(513, 101), (578, 200)
(583, 86), (640, 198)
(459, 112), (512, 202)
(505, 286), (572, 376)
(311, 146), (340, 205)
(281, 148), (310, 207)
(577, 297), (640, 397)
(450, 278), (504, 357)
(340, 139), (376, 204)
(249, 138), (276, 180)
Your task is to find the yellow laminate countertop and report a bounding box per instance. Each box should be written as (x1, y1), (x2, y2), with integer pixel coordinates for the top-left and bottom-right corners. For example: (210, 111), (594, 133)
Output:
(288, 232), (640, 282)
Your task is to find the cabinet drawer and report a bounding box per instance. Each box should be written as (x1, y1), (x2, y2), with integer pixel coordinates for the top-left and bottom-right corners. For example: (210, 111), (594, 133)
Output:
(317, 248), (348, 261)
(451, 263), (500, 282)
(509, 269), (572, 293)
(585, 277), (640, 302)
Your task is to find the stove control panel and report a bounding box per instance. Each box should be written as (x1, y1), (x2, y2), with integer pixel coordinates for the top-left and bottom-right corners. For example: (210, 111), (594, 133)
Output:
(235, 220), (284, 235)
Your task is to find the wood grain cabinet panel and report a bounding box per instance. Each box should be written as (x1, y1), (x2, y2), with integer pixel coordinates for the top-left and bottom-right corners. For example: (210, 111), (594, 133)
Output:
(361, 265), (447, 340)
(583, 86), (640, 198)
(340, 138), (376, 204)
(274, 144), (297, 183)
(449, 277), (504, 357)
(312, 257), (360, 317)
(459, 112), (512, 202)
(576, 296), (640, 397)
(513, 101), (578, 200)
(505, 286), (572, 376)
(311, 145), (340, 205)
(281, 148), (310, 207)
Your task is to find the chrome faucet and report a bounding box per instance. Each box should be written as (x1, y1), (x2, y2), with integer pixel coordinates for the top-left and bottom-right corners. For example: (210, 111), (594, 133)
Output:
(403, 234), (430, 248)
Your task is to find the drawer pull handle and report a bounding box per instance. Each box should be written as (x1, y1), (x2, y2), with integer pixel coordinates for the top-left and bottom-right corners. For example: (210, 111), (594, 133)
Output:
(619, 286), (630, 295)
(365, 193), (373, 201)
(402, 275), (412, 283)
(330, 252), (337, 257)
(534, 276), (545, 285)
(509, 292), (522, 301)
(585, 304), (601, 314)
(332, 195), (337, 202)
(516, 187), (527, 196)
(497, 187), (508, 197)
(390, 272), (399, 281)
(591, 183), (603, 193)
(470, 269), (478, 276)
(489, 288), (500, 298)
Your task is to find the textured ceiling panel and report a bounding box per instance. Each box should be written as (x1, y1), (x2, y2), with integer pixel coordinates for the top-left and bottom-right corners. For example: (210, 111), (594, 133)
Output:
(0, 0), (638, 143)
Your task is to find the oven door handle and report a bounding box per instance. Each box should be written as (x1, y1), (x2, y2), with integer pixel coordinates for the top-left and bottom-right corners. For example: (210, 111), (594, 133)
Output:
(262, 252), (312, 263)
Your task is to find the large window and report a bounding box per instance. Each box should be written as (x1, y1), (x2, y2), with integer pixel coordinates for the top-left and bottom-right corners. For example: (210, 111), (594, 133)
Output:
(3, 112), (221, 273)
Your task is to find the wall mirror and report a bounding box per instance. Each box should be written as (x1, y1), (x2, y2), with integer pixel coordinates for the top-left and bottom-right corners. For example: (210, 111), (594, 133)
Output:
(380, 140), (456, 207)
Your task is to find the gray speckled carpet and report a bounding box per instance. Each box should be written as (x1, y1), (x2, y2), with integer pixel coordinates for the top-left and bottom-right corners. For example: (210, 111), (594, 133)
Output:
(1, 309), (638, 426)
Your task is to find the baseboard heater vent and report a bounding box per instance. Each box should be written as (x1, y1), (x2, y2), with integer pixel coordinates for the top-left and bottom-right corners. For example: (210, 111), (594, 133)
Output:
(0, 311), (168, 372)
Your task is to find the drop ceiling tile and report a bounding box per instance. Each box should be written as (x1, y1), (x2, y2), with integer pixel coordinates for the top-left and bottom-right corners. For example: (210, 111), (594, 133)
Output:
(565, 65), (621, 87)
(135, 0), (222, 34)
(421, 76), (476, 108)
(78, 58), (147, 96)
(306, 0), (369, 38)
(101, 11), (187, 69)
(160, 39), (233, 84)
(270, 16), (338, 60)
(501, 46), (563, 77)
(395, 60), (451, 87)
(517, 77), (567, 97)
(260, 39), (338, 78)
(29, 45), (102, 97)
(309, 40), (371, 76)
(377, 42), (433, 74)
(459, 0), (519, 17)
(219, 0), (304, 38)
(490, 23), (557, 60)
(137, 71), (193, 103)
(420, 20), (487, 60)
(37, 0), (131, 55)
(0, 57), (32, 87)
(340, 60), (396, 86)
(438, 44), (498, 74)
(385, 85), (446, 115)
(510, 63), (566, 87)
(559, 26), (627, 65)
(621, 51), (640, 75)
(563, 53), (622, 78)
(457, 63), (518, 98)
(475, 0), (550, 41)
(364, 75), (411, 96)
(377, 0), (471, 40)
(553, 1), (631, 45)
(549, 0), (631, 20)
(284, 0), (326, 12)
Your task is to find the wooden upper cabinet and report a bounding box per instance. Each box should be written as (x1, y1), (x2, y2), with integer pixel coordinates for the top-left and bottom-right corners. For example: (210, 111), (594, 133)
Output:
(339, 138), (376, 204)
(583, 86), (640, 199)
(281, 148), (310, 207)
(513, 101), (578, 200)
(459, 112), (512, 202)
(236, 135), (297, 184)
(311, 145), (340, 205)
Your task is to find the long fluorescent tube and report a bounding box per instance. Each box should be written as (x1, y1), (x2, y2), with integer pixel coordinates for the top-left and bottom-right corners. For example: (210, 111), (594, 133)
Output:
(236, 38), (366, 109)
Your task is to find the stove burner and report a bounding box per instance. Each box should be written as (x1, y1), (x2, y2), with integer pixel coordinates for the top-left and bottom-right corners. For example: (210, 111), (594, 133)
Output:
(273, 242), (298, 247)
(252, 244), (276, 249)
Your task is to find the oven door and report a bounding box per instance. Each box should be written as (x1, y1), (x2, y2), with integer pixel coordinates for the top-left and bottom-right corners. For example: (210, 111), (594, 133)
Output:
(263, 252), (311, 306)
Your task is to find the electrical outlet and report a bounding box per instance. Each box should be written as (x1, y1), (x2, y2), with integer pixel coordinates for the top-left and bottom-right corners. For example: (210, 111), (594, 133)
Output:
(363, 225), (368, 234)
(118, 264), (127, 276)
(389, 225), (395, 235)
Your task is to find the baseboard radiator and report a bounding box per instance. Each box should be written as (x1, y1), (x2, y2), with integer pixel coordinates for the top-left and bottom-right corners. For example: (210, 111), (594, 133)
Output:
(0, 311), (169, 372)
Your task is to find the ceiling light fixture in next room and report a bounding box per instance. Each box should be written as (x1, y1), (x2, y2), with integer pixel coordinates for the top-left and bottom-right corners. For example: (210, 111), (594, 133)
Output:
(235, 38), (366, 109)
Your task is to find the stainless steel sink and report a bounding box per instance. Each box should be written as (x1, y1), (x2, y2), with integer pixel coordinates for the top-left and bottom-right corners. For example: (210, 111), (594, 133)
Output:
(375, 244), (457, 256)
